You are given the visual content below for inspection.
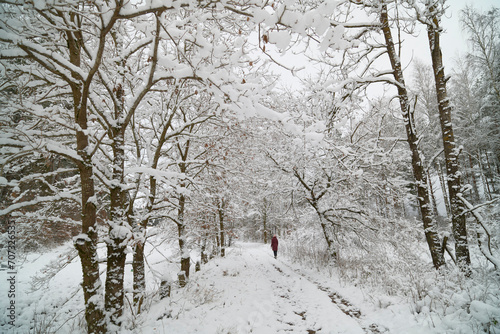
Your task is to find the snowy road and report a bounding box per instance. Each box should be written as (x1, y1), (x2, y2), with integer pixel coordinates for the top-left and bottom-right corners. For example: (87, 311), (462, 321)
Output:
(146, 243), (379, 334)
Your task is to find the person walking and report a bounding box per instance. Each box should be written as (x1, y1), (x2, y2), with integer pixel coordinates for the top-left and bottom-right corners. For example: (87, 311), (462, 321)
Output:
(271, 235), (278, 259)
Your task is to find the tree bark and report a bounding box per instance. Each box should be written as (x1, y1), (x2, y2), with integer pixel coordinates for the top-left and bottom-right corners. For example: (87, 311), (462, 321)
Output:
(437, 161), (451, 216)
(105, 92), (129, 328)
(201, 228), (209, 264)
(132, 239), (145, 312)
(485, 152), (497, 193)
(427, 170), (439, 218)
(218, 198), (226, 257)
(262, 200), (268, 244)
(380, 5), (445, 269)
(426, 6), (471, 268)
(468, 154), (480, 203)
(178, 193), (190, 280)
(478, 151), (492, 200)
(215, 215), (220, 255)
(104, 240), (127, 329)
(67, 17), (107, 333)
(133, 174), (156, 310)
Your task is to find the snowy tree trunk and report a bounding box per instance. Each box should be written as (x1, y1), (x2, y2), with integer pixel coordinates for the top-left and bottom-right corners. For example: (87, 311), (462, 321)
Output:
(437, 162), (451, 216)
(133, 174), (156, 310)
(74, 167), (106, 333)
(132, 188), (152, 311)
(132, 239), (145, 311)
(159, 280), (171, 299)
(104, 239), (127, 328)
(218, 198), (226, 257)
(178, 193), (191, 280)
(105, 86), (130, 328)
(262, 201), (268, 244)
(485, 153), (497, 194)
(380, 5), (445, 269)
(318, 216), (337, 260)
(130, 25), (177, 302)
(426, 7), (471, 268)
(478, 152), (492, 200)
(468, 155), (480, 203)
(215, 224), (220, 253)
(427, 170), (439, 218)
(201, 226), (209, 264)
(66, 22), (107, 333)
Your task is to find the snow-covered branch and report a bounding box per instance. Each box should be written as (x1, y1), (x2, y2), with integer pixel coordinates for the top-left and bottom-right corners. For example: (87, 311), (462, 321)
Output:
(457, 194), (499, 269)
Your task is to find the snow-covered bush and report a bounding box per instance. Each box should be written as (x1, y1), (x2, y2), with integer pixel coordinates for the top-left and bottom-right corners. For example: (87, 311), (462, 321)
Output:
(281, 216), (500, 333)
(281, 215), (426, 293)
(280, 227), (330, 271)
(408, 265), (500, 333)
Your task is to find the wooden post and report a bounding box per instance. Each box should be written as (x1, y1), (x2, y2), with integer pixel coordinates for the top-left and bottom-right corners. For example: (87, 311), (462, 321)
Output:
(178, 271), (187, 288)
(159, 280), (171, 299)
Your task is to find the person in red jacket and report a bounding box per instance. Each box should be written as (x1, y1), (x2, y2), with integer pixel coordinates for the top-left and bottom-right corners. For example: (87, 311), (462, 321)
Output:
(271, 235), (278, 259)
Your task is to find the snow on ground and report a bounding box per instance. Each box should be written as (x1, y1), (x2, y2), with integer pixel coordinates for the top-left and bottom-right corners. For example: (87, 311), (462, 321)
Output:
(0, 245), (87, 333)
(130, 242), (434, 334)
(135, 242), (366, 334)
(1, 240), (492, 333)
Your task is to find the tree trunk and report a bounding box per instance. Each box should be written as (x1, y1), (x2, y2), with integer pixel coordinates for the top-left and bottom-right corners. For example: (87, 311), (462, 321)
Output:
(178, 193), (190, 280)
(228, 220), (233, 247)
(485, 152), (497, 193)
(478, 151), (492, 200)
(218, 198), (226, 257)
(263, 205), (268, 244)
(74, 207), (106, 334)
(67, 23), (107, 333)
(469, 154), (480, 203)
(105, 118), (129, 328)
(318, 215), (337, 260)
(133, 175), (156, 311)
(427, 170), (439, 218)
(104, 240), (127, 329)
(380, 5), (445, 269)
(437, 161), (451, 216)
(74, 125), (106, 333)
(132, 239), (145, 312)
(426, 7), (471, 268)
(215, 212), (220, 254)
(201, 230), (208, 264)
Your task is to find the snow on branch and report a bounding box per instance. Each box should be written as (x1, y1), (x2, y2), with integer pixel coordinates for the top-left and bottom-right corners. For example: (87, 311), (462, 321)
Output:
(457, 194), (499, 269)
(0, 193), (80, 216)
(0, 31), (85, 83)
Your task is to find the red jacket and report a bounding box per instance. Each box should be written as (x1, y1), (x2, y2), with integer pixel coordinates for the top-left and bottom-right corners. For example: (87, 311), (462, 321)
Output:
(271, 236), (278, 251)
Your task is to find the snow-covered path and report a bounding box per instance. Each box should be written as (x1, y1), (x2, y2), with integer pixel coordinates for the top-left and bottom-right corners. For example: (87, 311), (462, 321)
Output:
(144, 243), (376, 334)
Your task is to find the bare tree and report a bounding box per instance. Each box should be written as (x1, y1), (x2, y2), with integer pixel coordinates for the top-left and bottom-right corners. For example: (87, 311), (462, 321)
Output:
(419, 1), (471, 268)
(379, 4), (445, 269)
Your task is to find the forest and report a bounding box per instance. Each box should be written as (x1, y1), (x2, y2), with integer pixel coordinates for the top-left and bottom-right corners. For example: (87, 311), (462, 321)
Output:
(0, 0), (499, 333)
